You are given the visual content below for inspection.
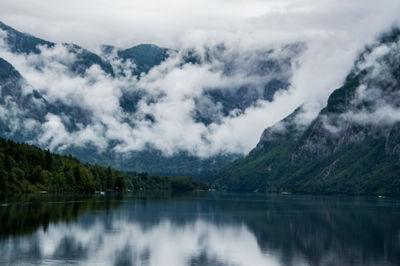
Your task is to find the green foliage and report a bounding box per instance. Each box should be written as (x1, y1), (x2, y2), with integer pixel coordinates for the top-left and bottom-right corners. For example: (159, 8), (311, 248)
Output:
(0, 138), (208, 194)
(217, 135), (400, 196)
(170, 177), (209, 191)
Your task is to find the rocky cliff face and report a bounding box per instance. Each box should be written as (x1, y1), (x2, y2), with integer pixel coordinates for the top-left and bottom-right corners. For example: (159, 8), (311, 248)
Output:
(217, 28), (400, 195)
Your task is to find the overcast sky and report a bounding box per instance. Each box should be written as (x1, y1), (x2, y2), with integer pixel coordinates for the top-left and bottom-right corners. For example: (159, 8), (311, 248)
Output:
(0, 0), (398, 48)
(1, 0), (400, 156)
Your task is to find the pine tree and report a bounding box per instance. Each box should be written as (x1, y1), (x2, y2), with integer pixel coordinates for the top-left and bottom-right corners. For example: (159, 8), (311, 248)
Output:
(45, 149), (53, 171)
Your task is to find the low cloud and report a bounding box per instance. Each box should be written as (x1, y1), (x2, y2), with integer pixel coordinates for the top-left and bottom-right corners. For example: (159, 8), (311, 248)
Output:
(322, 37), (400, 133)
(0, 0), (400, 157)
(0, 32), (304, 156)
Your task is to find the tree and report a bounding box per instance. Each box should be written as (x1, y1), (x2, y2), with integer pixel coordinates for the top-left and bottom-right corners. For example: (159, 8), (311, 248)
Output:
(106, 167), (113, 190)
(0, 162), (6, 191)
(115, 174), (126, 190)
(45, 149), (53, 171)
(74, 166), (95, 192)
(40, 170), (51, 185)
(31, 165), (42, 184)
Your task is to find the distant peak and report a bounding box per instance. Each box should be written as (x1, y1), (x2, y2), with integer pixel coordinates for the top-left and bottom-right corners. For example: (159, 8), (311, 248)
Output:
(122, 43), (169, 52)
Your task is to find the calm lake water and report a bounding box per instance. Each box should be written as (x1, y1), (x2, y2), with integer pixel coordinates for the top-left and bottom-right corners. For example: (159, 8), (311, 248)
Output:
(0, 192), (399, 266)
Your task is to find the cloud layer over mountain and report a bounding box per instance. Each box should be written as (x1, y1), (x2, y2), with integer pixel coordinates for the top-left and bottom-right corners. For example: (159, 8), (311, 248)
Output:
(0, 0), (400, 158)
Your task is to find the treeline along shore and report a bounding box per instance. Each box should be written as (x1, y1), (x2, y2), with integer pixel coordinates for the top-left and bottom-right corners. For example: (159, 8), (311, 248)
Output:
(0, 138), (208, 193)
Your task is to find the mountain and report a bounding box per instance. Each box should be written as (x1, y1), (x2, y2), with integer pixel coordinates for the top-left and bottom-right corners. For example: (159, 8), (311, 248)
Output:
(0, 53), (236, 180)
(63, 43), (114, 76)
(184, 44), (301, 124)
(117, 44), (170, 75)
(0, 21), (52, 54)
(0, 22), (114, 76)
(0, 56), (95, 141)
(216, 28), (400, 196)
(0, 21), (300, 180)
(0, 57), (49, 141)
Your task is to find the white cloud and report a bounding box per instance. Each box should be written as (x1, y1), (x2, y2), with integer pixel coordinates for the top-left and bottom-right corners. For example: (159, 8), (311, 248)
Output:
(38, 113), (109, 151)
(0, 0), (400, 157)
(320, 37), (400, 134)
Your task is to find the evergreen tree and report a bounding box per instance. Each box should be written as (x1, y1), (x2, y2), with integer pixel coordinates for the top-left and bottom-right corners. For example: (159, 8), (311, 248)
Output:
(45, 149), (53, 171)
(0, 137), (208, 193)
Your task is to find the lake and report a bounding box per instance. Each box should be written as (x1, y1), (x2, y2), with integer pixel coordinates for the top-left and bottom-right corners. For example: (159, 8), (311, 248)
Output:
(0, 192), (399, 266)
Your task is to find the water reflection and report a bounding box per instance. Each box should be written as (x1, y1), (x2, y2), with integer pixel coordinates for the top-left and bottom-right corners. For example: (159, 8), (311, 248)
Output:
(0, 194), (123, 236)
(0, 193), (399, 266)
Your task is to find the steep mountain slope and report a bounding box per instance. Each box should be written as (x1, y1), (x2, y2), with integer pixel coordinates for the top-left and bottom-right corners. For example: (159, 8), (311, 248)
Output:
(0, 56), (95, 140)
(0, 57), (48, 140)
(217, 29), (400, 196)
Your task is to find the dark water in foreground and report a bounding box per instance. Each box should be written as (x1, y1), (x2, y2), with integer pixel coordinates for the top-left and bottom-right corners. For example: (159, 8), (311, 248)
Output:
(0, 192), (399, 266)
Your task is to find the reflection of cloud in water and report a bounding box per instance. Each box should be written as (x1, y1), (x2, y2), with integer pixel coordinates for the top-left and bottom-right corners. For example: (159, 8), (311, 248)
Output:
(2, 219), (305, 266)
(2, 193), (399, 266)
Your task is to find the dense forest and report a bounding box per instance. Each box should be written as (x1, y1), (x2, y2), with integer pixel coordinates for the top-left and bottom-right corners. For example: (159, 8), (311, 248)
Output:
(0, 138), (208, 193)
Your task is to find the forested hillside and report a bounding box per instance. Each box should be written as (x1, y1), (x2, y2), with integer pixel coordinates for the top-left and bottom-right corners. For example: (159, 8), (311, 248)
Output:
(0, 138), (208, 193)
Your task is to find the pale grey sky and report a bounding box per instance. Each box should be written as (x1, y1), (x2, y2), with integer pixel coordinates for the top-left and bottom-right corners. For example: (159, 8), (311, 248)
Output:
(0, 0), (398, 48)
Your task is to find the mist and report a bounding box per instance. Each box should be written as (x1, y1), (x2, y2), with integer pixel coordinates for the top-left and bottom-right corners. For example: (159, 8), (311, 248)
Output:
(0, 0), (400, 157)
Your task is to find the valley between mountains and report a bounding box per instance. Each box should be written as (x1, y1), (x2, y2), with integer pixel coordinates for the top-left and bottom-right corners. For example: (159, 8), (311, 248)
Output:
(0, 22), (400, 196)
